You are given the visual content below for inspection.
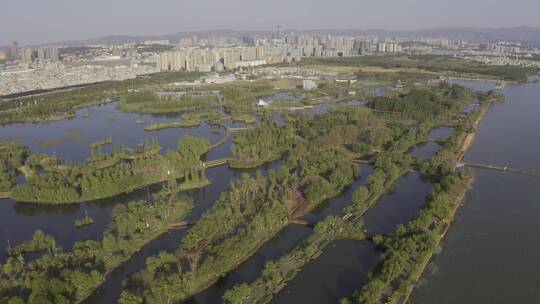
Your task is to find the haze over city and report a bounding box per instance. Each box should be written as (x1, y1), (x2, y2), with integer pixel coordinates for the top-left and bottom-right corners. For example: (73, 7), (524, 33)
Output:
(2, 0), (540, 45)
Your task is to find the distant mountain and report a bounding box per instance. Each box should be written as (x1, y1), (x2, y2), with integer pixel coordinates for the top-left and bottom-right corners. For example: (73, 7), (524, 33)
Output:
(12, 26), (540, 48)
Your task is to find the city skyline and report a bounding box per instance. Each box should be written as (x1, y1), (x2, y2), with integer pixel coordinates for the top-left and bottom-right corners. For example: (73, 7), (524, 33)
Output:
(2, 0), (540, 46)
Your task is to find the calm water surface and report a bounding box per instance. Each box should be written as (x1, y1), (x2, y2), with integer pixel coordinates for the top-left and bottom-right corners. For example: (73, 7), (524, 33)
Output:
(410, 142), (443, 159)
(363, 171), (432, 235)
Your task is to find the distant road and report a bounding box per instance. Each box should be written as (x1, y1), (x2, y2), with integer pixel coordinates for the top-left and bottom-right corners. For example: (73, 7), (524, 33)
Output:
(0, 81), (109, 101)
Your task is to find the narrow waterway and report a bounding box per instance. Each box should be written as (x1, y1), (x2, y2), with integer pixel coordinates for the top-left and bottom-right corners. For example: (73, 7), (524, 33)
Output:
(84, 229), (188, 304)
(411, 78), (540, 303)
(363, 171), (432, 235)
(187, 225), (312, 304)
(272, 240), (379, 304)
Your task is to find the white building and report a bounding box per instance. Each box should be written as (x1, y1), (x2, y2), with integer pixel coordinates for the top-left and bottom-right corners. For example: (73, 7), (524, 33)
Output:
(303, 78), (318, 90)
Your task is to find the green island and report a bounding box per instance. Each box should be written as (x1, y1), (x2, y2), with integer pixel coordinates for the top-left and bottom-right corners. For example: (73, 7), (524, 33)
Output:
(89, 137), (112, 149)
(118, 91), (221, 114)
(74, 210), (94, 228)
(143, 118), (201, 131)
(9, 135), (212, 204)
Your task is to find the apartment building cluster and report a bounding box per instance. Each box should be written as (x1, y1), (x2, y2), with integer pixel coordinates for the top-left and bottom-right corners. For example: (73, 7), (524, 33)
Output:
(157, 46), (270, 72)
(279, 34), (376, 58)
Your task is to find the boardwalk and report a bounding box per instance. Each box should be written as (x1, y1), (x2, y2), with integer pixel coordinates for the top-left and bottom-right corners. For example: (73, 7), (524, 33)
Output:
(207, 121), (231, 151)
(289, 218), (317, 227)
(459, 162), (540, 179)
(169, 219), (199, 228)
(229, 127), (248, 132)
(204, 157), (231, 168)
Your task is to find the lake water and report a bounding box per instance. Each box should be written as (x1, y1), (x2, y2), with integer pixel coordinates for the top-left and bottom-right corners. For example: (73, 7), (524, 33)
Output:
(411, 79), (540, 303)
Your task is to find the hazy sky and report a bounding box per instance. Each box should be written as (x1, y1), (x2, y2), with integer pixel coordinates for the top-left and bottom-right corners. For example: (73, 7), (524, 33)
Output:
(1, 0), (539, 46)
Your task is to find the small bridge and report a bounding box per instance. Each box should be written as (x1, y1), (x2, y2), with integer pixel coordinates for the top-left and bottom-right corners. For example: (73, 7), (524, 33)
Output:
(351, 159), (373, 165)
(169, 219), (199, 228)
(204, 158), (231, 168)
(229, 127), (249, 132)
(458, 162), (540, 179)
(0, 192), (10, 199)
(207, 122), (231, 151)
(290, 218), (317, 227)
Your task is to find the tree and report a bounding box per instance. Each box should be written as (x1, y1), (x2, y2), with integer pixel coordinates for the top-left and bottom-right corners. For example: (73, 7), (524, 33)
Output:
(223, 284), (251, 304)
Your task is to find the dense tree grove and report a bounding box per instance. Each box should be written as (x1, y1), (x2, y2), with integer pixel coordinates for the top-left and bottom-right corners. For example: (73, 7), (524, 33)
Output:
(370, 83), (471, 122)
(0, 195), (193, 303)
(118, 92), (221, 114)
(230, 114), (295, 168)
(0, 142), (29, 192)
(222, 83), (274, 114)
(11, 136), (212, 204)
(6, 230), (56, 257)
(0, 161), (16, 192)
(11, 146), (167, 204)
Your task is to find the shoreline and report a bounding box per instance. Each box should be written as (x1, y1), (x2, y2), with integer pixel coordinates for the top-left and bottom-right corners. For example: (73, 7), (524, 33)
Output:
(398, 90), (498, 303)
(398, 175), (473, 304)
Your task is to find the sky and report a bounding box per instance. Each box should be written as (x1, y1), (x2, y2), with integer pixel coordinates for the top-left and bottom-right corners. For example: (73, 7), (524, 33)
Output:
(1, 0), (539, 46)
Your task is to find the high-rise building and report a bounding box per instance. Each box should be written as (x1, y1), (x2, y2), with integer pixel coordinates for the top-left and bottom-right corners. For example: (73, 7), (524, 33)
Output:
(37, 46), (59, 62)
(9, 41), (19, 61)
(21, 48), (34, 64)
(377, 41), (401, 53)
